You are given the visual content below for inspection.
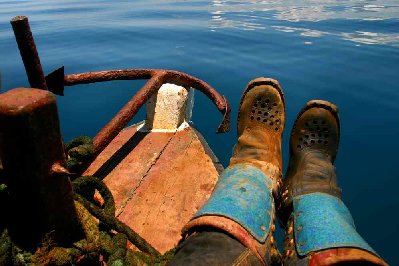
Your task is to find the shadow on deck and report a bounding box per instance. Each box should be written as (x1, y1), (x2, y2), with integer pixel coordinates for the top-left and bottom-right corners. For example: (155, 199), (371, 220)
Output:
(84, 122), (223, 254)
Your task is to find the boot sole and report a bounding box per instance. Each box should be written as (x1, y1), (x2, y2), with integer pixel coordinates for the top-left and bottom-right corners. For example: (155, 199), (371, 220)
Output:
(290, 99), (340, 160)
(238, 78), (285, 132)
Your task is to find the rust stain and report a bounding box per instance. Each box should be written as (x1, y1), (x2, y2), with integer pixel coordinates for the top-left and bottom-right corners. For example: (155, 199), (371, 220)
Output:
(112, 131), (175, 216)
(0, 88), (82, 248)
(10, 15), (231, 174)
(84, 125), (175, 213)
(84, 123), (141, 176)
(0, 88), (54, 114)
(10, 16), (47, 90)
(309, 248), (387, 266)
(7, 15), (230, 255)
(58, 69), (230, 159)
(116, 127), (221, 254)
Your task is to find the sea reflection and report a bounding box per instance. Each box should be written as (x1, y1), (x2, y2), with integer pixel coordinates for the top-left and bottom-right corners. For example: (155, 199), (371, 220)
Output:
(272, 26), (399, 45)
(342, 31), (399, 44)
(209, 0), (399, 46)
(210, 9), (265, 31)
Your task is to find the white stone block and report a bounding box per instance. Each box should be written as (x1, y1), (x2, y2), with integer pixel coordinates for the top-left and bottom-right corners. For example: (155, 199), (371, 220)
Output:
(145, 83), (194, 131)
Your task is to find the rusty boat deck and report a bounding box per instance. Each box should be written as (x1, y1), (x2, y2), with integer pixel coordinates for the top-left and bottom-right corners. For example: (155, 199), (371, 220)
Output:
(84, 122), (223, 254)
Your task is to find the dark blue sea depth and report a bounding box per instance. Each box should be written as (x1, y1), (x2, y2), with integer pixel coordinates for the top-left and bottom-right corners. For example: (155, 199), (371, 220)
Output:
(1, 1), (399, 264)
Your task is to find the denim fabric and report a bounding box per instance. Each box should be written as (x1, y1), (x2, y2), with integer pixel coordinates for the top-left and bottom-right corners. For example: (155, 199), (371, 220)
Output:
(169, 231), (260, 266)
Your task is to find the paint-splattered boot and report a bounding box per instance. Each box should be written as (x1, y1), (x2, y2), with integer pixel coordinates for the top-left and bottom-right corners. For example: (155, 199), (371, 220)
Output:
(278, 100), (387, 266)
(169, 78), (285, 266)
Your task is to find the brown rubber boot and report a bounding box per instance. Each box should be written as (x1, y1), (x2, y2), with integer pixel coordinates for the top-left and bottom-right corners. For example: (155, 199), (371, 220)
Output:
(278, 100), (387, 266)
(230, 77), (285, 197)
(229, 77), (285, 264)
(278, 100), (341, 225)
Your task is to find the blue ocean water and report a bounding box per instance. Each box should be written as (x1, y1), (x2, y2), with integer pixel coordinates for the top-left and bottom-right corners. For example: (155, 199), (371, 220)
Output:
(1, 0), (398, 264)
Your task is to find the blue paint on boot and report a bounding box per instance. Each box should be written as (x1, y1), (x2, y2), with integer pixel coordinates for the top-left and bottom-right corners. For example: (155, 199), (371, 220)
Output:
(293, 192), (378, 256)
(193, 164), (273, 242)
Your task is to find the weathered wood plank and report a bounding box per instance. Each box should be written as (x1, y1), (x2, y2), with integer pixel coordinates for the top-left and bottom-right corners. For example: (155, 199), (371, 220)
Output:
(84, 124), (175, 212)
(84, 123), (222, 254)
(118, 127), (221, 253)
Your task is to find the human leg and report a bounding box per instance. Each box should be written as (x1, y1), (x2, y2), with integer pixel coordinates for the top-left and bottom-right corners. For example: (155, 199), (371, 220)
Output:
(278, 100), (387, 266)
(169, 78), (285, 265)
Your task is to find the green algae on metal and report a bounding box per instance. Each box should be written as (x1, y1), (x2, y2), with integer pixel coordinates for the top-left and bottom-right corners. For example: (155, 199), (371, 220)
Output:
(65, 136), (94, 174)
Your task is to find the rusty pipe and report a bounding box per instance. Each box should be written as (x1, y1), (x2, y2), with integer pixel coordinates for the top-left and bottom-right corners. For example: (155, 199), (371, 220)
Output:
(64, 69), (230, 151)
(64, 69), (226, 110)
(10, 16), (48, 90)
(93, 73), (164, 155)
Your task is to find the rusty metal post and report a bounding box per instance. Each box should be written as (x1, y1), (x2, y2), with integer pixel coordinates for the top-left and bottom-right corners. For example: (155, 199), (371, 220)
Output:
(10, 16), (48, 90)
(0, 88), (82, 248)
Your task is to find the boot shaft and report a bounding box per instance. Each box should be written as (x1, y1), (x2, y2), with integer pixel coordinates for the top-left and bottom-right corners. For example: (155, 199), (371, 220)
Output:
(279, 100), (387, 266)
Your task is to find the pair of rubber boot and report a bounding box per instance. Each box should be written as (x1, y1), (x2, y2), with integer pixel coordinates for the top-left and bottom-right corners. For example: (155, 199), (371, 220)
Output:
(169, 78), (387, 266)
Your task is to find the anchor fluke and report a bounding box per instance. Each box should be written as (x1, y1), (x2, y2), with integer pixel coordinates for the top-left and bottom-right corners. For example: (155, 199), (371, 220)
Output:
(46, 66), (65, 95)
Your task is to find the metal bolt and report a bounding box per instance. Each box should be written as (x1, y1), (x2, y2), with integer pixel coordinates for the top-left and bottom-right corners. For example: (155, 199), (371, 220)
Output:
(287, 226), (293, 234)
(285, 250), (293, 257)
(261, 225), (266, 231)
